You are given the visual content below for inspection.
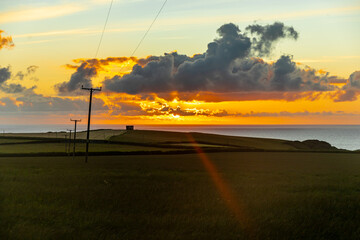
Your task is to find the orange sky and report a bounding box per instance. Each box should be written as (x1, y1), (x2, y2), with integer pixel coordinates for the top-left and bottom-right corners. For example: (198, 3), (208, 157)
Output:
(0, 0), (360, 125)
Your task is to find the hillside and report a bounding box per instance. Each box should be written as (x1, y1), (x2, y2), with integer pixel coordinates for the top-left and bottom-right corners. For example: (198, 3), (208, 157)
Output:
(0, 129), (341, 156)
(108, 130), (339, 151)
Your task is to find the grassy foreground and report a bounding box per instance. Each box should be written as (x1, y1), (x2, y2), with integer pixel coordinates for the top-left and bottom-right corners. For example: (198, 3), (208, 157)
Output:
(1, 152), (359, 239)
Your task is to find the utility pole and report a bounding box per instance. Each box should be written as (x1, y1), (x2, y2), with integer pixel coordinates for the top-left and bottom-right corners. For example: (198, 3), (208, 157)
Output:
(82, 86), (101, 163)
(71, 119), (81, 160)
(67, 129), (72, 155)
(64, 133), (68, 154)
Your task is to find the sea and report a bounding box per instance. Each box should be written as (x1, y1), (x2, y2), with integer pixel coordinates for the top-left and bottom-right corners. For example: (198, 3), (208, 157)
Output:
(1, 124), (360, 151)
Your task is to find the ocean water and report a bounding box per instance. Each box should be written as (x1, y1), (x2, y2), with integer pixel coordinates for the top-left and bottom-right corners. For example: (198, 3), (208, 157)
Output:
(1, 124), (360, 151)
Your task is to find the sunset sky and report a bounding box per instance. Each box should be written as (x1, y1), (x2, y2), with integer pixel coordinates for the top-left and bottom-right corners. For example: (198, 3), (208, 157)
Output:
(0, 0), (360, 125)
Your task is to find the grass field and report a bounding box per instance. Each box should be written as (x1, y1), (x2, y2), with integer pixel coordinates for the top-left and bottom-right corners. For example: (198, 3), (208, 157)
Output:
(1, 152), (359, 239)
(0, 142), (180, 155)
(2, 129), (341, 154)
(109, 130), (299, 150)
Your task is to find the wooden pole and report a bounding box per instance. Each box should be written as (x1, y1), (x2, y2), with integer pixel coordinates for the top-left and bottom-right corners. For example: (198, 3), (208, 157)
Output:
(81, 86), (101, 163)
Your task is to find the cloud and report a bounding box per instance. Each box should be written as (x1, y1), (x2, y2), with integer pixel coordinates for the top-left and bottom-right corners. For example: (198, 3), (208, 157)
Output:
(0, 66), (26, 93)
(344, 71), (360, 89)
(112, 102), (229, 117)
(245, 22), (298, 57)
(232, 110), (358, 118)
(55, 63), (96, 95)
(0, 0), (147, 25)
(102, 22), (336, 95)
(141, 105), (228, 117)
(0, 4), (86, 24)
(153, 91), (326, 102)
(0, 83), (27, 94)
(13, 27), (145, 40)
(0, 66), (11, 84)
(58, 21), (357, 103)
(15, 65), (39, 81)
(56, 57), (138, 95)
(0, 30), (14, 50)
(0, 90), (108, 114)
(334, 71), (360, 102)
(103, 98), (359, 118)
(0, 65), (38, 94)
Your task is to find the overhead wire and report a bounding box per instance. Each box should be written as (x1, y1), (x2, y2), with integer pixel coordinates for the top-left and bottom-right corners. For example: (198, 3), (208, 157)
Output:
(95, 0), (114, 58)
(117, 0), (168, 74)
(92, 0), (168, 75)
(129, 0), (168, 58)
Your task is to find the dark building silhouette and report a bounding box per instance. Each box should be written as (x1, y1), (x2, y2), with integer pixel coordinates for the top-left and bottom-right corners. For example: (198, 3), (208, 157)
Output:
(126, 125), (134, 130)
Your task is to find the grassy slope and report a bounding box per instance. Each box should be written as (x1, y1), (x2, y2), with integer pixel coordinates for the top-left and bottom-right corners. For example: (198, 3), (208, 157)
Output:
(0, 129), (340, 156)
(0, 142), (177, 154)
(0, 138), (35, 144)
(109, 130), (336, 151)
(2, 130), (125, 141)
(0, 153), (359, 239)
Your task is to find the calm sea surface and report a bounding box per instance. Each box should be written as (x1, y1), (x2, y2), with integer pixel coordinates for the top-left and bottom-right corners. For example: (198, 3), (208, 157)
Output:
(1, 124), (360, 150)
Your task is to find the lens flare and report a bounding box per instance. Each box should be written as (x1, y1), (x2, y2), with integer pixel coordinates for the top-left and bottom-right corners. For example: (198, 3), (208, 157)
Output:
(186, 134), (255, 236)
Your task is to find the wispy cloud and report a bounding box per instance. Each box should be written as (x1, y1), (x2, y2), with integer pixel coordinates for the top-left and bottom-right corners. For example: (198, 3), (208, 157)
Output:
(16, 39), (53, 45)
(0, 4), (86, 24)
(13, 27), (145, 39)
(0, 0), (146, 24)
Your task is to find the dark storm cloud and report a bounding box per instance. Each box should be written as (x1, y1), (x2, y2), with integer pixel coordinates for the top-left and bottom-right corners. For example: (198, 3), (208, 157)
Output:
(344, 71), (360, 89)
(58, 22), (299, 95)
(0, 66), (11, 84)
(0, 89), (108, 114)
(245, 21), (299, 56)
(269, 55), (332, 92)
(56, 57), (138, 95)
(102, 22), (336, 95)
(334, 71), (360, 102)
(0, 66), (35, 94)
(0, 83), (26, 93)
(58, 21), (358, 103)
(104, 54), (175, 94)
(55, 61), (96, 94)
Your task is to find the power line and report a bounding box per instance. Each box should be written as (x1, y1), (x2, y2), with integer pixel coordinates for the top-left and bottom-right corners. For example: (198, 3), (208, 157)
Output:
(95, 0), (114, 58)
(116, 0), (168, 74)
(129, 0), (168, 58)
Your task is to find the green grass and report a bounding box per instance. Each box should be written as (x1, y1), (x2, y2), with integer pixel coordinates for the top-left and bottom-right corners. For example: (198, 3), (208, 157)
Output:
(0, 138), (35, 144)
(109, 130), (336, 151)
(1, 152), (359, 239)
(0, 142), (179, 154)
(2, 129), (340, 153)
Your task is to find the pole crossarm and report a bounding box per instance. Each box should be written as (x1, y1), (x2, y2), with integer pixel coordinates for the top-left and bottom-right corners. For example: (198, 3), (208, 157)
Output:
(81, 85), (102, 163)
(81, 86), (102, 91)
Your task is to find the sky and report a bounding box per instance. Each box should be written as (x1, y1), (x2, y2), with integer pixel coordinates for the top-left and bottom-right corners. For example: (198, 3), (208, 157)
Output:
(0, 0), (360, 125)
